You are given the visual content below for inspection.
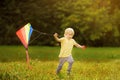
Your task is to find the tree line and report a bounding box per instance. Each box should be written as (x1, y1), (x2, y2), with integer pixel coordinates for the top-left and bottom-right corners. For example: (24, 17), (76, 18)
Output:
(0, 0), (120, 47)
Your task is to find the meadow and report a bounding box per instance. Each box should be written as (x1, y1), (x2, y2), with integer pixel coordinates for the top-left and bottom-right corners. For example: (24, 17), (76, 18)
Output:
(0, 46), (120, 80)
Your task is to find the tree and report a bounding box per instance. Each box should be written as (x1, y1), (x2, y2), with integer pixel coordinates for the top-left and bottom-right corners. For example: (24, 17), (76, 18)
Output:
(55, 0), (116, 46)
(0, 0), (120, 46)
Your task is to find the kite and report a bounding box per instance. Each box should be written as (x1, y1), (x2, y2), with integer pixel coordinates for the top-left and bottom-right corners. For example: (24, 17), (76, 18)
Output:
(16, 23), (52, 69)
(16, 23), (33, 49)
(16, 23), (33, 69)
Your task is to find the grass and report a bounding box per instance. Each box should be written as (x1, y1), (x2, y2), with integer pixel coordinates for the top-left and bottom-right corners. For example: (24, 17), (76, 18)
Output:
(0, 46), (120, 80)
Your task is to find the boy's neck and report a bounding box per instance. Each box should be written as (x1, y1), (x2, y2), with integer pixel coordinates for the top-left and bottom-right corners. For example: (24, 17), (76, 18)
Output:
(65, 37), (72, 40)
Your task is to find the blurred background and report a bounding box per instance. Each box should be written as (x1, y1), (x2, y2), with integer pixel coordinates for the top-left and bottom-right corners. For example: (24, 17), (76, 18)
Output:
(0, 0), (120, 47)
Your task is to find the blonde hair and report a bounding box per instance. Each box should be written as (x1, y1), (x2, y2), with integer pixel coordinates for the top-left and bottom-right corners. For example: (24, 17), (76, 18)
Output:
(64, 28), (74, 37)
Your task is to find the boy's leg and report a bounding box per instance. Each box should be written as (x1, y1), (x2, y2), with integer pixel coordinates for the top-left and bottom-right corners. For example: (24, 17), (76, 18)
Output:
(56, 57), (66, 74)
(67, 56), (74, 74)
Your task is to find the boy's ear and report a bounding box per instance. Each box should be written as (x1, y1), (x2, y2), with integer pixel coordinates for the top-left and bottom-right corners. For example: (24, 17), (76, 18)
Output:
(64, 33), (66, 37)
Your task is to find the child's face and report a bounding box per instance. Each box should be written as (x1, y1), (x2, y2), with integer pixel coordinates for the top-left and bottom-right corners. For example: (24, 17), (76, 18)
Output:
(64, 31), (74, 39)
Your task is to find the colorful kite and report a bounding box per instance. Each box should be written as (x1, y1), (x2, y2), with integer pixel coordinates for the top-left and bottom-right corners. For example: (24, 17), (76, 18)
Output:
(16, 23), (52, 69)
(16, 23), (33, 49)
(16, 23), (33, 69)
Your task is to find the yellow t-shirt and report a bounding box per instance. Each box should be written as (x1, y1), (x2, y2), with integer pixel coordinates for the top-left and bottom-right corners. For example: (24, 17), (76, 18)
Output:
(58, 37), (77, 57)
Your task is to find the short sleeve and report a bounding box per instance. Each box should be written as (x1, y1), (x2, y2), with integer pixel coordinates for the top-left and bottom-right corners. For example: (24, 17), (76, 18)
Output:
(72, 39), (77, 45)
(59, 37), (65, 42)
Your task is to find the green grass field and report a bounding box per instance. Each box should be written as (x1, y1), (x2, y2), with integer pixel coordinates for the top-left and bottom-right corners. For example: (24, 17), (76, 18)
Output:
(0, 46), (120, 80)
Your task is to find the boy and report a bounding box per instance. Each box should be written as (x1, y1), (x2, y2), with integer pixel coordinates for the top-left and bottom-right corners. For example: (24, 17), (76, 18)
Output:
(53, 28), (85, 75)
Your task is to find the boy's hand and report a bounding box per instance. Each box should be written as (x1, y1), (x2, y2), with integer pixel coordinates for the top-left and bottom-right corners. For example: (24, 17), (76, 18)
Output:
(81, 45), (86, 50)
(54, 33), (58, 37)
(54, 33), (60, 42)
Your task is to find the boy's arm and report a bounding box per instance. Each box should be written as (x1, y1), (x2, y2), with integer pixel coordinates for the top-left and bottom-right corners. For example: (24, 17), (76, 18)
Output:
(53, 33), (61, 42)
(75, 43), (86, 49)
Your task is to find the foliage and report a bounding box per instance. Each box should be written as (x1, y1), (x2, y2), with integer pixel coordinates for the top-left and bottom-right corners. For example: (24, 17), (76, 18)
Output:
(0, 0), (120, 46)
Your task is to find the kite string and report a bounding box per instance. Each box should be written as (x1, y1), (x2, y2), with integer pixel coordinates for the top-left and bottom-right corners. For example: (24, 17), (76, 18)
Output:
(29, 33), (42, 44)
(33, 29), (53, 36)
(29, 29), (53, 44)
